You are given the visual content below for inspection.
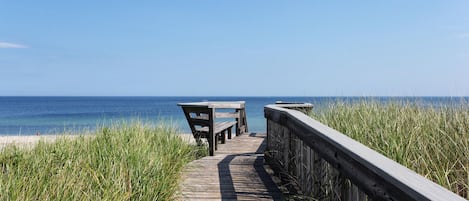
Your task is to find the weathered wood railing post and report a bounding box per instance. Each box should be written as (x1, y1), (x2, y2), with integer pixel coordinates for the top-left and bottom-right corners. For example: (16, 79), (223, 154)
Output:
(264, 103), (466, 201)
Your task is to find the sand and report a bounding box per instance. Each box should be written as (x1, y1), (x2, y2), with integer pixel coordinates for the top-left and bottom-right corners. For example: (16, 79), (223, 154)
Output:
(0, 134), (196, 150)
(0, 135), (83, 150)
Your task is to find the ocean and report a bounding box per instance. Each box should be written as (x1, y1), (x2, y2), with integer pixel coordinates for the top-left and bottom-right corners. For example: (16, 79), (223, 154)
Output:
(0, 96), (467, 135)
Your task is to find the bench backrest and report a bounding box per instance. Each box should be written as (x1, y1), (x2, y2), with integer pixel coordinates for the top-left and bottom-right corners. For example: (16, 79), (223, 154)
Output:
(180, 106), (214, 135)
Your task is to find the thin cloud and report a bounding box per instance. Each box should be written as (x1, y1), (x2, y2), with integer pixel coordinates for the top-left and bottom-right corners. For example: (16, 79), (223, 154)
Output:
(457, 33), (469, 39)
(0, 42), (28, 48)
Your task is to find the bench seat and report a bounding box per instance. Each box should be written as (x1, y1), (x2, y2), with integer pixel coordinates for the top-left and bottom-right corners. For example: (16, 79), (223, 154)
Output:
(197, 121), (237, 134)
(196, 121), (236, 146)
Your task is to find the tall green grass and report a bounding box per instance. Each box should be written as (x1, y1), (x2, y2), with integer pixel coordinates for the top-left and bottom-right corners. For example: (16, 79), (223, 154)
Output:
(0, 122), (205, 200)
(312, 100), (469, 198)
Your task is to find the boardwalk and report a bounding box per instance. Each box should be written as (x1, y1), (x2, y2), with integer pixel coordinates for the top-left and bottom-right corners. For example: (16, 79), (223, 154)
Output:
(178, 133), (284, 200)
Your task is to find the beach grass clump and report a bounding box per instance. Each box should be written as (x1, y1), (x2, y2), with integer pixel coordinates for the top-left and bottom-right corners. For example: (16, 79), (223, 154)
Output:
(0, 122), (205, 200)
(312, 100), (469, 198)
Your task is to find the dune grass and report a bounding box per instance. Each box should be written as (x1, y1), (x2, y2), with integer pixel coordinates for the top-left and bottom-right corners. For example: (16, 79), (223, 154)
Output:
(0, 122), (205, 200)
(311, 100), (469, 198)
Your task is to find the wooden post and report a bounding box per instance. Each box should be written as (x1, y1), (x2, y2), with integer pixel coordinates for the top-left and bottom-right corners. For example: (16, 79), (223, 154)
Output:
(241, 107), (248, 133)
(221, 130), (226, 144)
(235, 108), (240, 136)
(208, 107), (215, 156)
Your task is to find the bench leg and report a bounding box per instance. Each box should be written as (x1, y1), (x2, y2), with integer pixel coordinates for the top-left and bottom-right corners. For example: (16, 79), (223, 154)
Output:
(215, 133), (219, 151)
(208, 136), (215, 156)
(228, 127), (232, 139)
(235, 121), (240, 136)
(221, 131), (226, 144)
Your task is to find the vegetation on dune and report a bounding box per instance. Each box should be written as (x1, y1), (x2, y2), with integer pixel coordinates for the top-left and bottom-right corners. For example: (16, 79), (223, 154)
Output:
(312, 100), (469, 198)
(0, 122), (205, 200)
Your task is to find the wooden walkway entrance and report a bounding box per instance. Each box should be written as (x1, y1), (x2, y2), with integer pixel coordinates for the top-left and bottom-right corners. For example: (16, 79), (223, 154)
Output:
(178, 133), (284, 200)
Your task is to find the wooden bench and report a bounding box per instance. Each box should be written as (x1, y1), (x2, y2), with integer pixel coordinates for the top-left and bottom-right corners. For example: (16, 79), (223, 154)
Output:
(178, 102), (246, 156)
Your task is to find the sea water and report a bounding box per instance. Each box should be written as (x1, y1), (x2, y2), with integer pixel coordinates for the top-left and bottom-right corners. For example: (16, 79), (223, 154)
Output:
(0, 96), (467, 135)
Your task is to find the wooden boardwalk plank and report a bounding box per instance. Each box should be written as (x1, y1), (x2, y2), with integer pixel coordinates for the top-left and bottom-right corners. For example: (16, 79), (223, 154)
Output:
(177, 133), (284, 201)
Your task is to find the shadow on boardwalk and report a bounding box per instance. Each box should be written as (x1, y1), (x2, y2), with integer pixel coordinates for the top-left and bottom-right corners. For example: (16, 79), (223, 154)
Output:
(178, 133), (284, 201)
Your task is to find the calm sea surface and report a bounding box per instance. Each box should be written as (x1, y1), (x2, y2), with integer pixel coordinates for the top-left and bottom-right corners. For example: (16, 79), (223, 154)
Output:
(0, 96), (467, 135)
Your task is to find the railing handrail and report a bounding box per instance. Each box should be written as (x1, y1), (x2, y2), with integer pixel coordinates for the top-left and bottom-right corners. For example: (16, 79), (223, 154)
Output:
(265, 104), (465, 201)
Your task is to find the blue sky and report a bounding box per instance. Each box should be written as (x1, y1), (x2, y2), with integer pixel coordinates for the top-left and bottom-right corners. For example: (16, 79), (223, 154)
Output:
(1, 1), (468, 96)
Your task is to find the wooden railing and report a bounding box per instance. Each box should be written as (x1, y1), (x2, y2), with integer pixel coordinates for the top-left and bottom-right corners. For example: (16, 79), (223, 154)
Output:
(264, 103), (466, 201)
